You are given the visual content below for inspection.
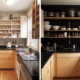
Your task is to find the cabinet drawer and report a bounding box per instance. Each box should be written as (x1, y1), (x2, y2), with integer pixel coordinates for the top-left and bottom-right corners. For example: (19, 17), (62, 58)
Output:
(57, 53), (80, 58)
(42, 59), (50, 76)
(0, 59), (12, 68)
(0, 54), (13, 58)
(0, 50), (13, 53)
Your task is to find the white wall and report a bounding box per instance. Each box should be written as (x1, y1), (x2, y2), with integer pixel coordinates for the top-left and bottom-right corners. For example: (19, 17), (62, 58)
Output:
(0, 12), (26, 19)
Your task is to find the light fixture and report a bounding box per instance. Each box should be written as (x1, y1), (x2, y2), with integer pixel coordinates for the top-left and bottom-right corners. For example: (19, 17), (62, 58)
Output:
(6, 0), (14, 5)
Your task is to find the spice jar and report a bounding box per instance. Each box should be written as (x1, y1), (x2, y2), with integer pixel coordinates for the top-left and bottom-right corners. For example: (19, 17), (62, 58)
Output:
(61, 12), (65, 17)
(55, 12), (59, 17)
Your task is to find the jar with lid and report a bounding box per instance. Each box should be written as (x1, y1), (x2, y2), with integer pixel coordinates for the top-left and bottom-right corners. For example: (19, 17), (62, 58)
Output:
(61, 12), (65, 17)
(48, 12), (54, 17)
(44, 11), (47, 17)
(55, 12), (59, 17)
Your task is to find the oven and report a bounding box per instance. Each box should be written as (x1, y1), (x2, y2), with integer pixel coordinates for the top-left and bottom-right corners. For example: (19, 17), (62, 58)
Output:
(20, 61), (39, 80)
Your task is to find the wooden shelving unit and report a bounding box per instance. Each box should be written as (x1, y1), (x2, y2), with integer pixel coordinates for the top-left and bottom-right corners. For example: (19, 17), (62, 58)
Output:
(0, 19), (20, 38)
(44, 37), (80, 38)
(44, 17), (80, 20)
(32, 0), (39, 39)
(44, 30), (80, 31)
(43, 16), (80, 38)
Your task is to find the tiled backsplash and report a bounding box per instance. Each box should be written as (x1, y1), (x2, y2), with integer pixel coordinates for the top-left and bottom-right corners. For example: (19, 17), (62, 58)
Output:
(0, 38), (26, 46)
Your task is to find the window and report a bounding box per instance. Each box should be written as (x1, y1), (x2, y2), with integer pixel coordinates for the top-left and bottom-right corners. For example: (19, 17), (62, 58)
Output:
(27, 17), (32, 46)
(27, 14), (38, 49)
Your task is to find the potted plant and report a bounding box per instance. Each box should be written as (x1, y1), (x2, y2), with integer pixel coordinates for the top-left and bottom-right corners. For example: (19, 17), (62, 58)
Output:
(29, 42), (33, 54)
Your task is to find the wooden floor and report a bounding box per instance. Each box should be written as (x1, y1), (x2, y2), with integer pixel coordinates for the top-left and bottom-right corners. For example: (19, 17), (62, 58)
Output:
(0, 70), (17, 80)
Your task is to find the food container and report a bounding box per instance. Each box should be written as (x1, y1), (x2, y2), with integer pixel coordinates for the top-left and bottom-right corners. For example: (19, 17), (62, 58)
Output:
(64, 32), (67, 37)
(55, 12), (59, 17)
(69, 10), (75, 17)
(61, 12), (65, 17)
(48, 12), (54, 17)
(78, 11), (80, 17)
(44, 11), (47, 17)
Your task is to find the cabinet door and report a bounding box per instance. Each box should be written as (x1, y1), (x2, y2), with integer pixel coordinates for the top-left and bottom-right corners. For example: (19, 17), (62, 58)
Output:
(42, 64), (50, 80)
(21, 16), (27, 38)
(41, 9), (44, 38)
(50, 54), (54, 80)
(0, 59), (12, 68)
(57, 57), (80, 77)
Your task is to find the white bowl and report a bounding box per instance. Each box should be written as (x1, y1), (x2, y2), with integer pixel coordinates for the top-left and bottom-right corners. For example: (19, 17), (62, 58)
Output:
(72, 28), (78, 30)
(67, 28), (71, 30)
(44, 21), (50, 25)
(61, 28), (66, 30)
(44, 25), (51, 30)
(52, 25), (60, 30)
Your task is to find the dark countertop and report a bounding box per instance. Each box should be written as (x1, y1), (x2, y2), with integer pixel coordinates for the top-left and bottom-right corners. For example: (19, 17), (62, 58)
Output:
(41, 49), (80, 68)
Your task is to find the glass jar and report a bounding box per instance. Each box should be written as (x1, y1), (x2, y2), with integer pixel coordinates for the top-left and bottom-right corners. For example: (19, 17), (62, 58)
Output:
(55, 12), (59, 17)
(61, 12), (65, 17)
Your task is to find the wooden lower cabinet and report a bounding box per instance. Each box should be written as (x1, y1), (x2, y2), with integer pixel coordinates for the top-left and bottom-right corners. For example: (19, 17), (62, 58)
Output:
(0, 50), (14, 69)
(50, 54), (54, 80)
(0, 59), (12, 68)
(57, 57), (80, 77)
(42, 64), (50, 80)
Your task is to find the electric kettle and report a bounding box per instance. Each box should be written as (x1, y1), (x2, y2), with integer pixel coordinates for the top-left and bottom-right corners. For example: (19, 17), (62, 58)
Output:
(7, 41), (11, 48)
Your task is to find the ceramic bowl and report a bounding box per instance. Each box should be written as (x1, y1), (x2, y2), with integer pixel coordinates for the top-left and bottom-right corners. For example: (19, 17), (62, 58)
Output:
(44, 25), (51, 30)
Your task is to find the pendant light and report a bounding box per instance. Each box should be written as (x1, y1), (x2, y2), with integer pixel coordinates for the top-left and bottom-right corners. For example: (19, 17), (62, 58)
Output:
(6, 0), (14, 5)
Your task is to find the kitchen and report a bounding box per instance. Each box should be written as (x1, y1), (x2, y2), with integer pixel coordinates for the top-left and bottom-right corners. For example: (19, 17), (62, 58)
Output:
(41, 0), (80, 80)
(0, 0), (39, 80)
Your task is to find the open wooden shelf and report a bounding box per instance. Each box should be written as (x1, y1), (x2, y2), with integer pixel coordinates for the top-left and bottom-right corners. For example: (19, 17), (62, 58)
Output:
(44, 17), (80, 20)
(32, 0), (39, 39)
(44, 37), (80, 38)
(44, 30), (80, 31)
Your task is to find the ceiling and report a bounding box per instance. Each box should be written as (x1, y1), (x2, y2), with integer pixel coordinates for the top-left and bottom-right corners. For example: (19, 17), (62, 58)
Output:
(41, 0), (80, 5)
(0, 0), (33, 12)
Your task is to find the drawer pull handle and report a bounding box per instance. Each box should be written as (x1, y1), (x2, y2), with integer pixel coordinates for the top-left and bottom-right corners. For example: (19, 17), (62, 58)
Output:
(47, 70), (49, 74)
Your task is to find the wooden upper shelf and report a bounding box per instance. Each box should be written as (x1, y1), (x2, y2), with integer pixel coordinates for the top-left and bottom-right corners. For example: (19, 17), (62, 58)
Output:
(44, 17), (80, 20)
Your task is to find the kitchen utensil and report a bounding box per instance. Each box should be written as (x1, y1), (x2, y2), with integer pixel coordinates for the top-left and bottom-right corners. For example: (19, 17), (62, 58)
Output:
(44, 21), (50, 25)
(64, 32), (67, 37)
(48, 12), (54, 17)
(53, 43), (58, 50)
(7, 41), (11, 48)
(52, 25), (60, 30)
(69, 10), (75, 17)
(44, 25), (51, 30)
(61, 12), (65, 17)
